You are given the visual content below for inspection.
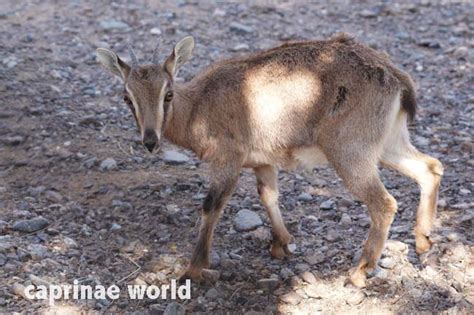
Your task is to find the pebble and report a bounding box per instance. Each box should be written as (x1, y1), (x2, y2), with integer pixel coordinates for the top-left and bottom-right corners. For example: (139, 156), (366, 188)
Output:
(11, 217), (49, 233)
(359, 9), (378, 18)
(304, 253), (324, 265)
(100, 158), (117, 171)
(379, 257), (396, 269)
(257, 278), (280, 292)
(28, 244), (48, 260)
(340, 213), (352, 226)
(233, 209), (263, 232)
(4, 135), (24, 146)
(229, 22), (254, 34)
(303, 285), (322, 298)
(99, 19), (130, 30)
(202, 269), (220, 282)
(385, 240), (408, 253)
(300, 271), (317, 284)
(279, 291), (301, 305)
(231, 43), (249, 52)
(325, 230), (341, 242)
(297, 192), (313, 202)
(0, 236), (15, 251)
(150, 27), (162, 35)
(346, 291), (365, 305)
(320, 199), (334, 210)
(110, 223), (122, 231)
(0, 220), (7, 232)
(205, 288), (219, 299)
(162, 150), (190, 165)
(447, 232), (460, 242)
(164, 302), (185, 315)
(46, 190), (63, 203)
(453, 46), (468, 59)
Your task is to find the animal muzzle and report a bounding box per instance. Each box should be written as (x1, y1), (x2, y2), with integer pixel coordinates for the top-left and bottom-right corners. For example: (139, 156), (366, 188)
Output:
(142, 129), (160, 153)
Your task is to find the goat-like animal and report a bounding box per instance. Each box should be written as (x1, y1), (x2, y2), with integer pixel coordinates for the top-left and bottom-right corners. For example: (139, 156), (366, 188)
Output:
(96, 33), (443, 287)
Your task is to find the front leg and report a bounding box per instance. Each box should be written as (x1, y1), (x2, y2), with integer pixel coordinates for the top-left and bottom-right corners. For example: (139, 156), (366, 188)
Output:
(180, 162), (241, 282)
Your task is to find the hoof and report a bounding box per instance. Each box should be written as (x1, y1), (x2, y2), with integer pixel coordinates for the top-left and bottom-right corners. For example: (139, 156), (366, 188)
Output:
(345, 269), (367, 288)
(270, 242), (292, 260)
(179, 267), (203, 284)
(415, 234), (432, 255)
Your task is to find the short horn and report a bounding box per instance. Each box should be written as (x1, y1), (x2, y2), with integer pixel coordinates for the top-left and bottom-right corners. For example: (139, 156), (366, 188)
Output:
(128, 45), (139, 67)
(151, 42), (160, 64)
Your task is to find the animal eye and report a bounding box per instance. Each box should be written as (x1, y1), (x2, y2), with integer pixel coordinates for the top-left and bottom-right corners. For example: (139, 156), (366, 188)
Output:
(164, 91), (173, 102)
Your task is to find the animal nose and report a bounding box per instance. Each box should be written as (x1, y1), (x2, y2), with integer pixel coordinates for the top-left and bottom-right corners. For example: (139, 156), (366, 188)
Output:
(143, 129), (158, 153)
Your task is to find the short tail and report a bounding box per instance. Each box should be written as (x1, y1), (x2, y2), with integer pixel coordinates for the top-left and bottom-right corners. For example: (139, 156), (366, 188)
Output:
(396, 70), (417, 122)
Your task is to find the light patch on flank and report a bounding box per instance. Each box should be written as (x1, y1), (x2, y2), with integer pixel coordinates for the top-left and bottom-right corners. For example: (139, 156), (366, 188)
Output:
(244, 65), (320, 127)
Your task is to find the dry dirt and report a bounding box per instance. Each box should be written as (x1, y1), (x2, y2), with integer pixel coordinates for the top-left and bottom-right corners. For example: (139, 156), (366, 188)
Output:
(0, 0), (473, 314)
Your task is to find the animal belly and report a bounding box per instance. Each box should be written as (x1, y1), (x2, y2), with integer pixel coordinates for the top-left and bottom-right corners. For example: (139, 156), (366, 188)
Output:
(292, 146), (329, 170)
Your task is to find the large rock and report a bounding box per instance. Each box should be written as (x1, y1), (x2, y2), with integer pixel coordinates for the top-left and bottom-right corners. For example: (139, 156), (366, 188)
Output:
(234, 209), (263, 232)
(11, 217), (49, 233)
(162, 150), (190, 165)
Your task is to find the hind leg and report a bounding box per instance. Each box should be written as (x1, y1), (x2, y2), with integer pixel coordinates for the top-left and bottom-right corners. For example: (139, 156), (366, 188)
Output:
(323, 153), (397, 287)
(254, 165), (292, 259)
(381, 141), (443, 254)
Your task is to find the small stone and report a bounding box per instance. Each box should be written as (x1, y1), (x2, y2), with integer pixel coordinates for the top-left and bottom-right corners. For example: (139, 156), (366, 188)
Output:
(210, 251), (220, 268)
(459, 188), (471, 196)
(150, 27), (162, 35)
(379, 257), (396, 269)
(320, 199), (334, 210)
(303, 285), (322, 298)
(446, 232), (460, 242)
(205, 288), (219, 299)
(346, 291), (365, 305)
(234, 209), (263, 232)
(0, 220), (8, 232)
(110, 223), (122, 231)
(229, 22), (253, 34)
(164, 302), (185, 315)
(300, 271), (317, 284)
(11, 217), (49, 233)
(162, 150), (190, 165)
(324, 230), (341, 242)
(202, 269), (220, 282)
(28, 244), (48, 260)
(304, 253), (324, 265)
(385, 240), (408, 253)
(297, 192), (312, 202)
(231, 43), (249, 52)
(63, 237), (78, 248)
(257, 278), (280, 292)
(213, 8), (226, 16)
(453, 46), (468, 59)
(4, 135), (24, 146)
(340, 213), (352, 226)
(0, 236), (15, 252)
(100, 158), (117, 171)
(46, 190), (63, 203)
(359, 9), (378, 18)
(100, 19), (130, 30)
(339, 198), (353, 207)
(279, 291), (301, 305)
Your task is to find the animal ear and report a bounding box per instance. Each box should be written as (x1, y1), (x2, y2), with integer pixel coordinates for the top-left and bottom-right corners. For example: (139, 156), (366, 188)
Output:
(96, 48), (130, 80)
(164, 36), (195, 77)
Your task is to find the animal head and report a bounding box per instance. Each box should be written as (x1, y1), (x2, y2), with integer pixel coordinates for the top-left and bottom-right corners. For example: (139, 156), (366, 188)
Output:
(96, 36), (195, 152)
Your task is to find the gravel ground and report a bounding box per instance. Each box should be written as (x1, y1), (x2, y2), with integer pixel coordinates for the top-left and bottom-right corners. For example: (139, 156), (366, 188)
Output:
(0, 0), (473, 314)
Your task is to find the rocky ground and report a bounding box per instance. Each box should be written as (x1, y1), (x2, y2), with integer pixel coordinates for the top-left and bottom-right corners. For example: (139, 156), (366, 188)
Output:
(0, 0), (473, 314)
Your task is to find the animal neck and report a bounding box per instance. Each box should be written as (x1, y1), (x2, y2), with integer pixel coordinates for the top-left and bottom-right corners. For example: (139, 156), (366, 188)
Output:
(163, 82), (194, 150)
